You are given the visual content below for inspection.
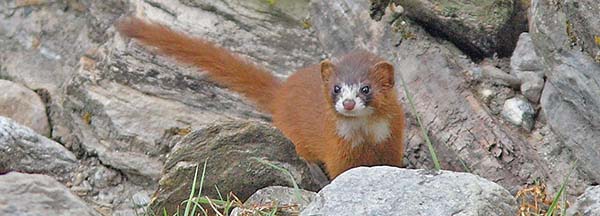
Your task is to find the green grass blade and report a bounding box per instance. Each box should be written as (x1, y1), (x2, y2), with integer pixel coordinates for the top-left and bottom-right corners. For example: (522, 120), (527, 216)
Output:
(190, 159), (209, 216)
(397, 69), (441, 170)
(546, 160), (577, 216)
(215, 185), (224, 201)
(184, 164), (200, 216)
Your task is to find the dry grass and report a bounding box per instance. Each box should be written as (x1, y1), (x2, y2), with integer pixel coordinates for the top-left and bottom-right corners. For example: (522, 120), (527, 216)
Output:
(516, 182), (568, 216)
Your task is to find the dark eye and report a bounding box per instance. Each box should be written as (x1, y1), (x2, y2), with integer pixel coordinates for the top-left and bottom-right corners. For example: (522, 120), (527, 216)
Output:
(333, 85), (341, 94)
(361, 86), (370, 94)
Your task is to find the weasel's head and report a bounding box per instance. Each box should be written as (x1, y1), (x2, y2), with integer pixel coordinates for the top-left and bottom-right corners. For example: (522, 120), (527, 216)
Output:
(320, 51), (396, 118)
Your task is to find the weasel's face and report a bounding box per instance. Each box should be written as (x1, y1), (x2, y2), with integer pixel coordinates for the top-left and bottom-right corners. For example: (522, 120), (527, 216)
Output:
(320, 51), (396, 118)
(330, 83), (374, 117)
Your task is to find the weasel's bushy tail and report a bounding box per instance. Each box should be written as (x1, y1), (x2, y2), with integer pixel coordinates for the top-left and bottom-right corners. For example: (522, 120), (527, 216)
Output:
(116, 17), (281, 113)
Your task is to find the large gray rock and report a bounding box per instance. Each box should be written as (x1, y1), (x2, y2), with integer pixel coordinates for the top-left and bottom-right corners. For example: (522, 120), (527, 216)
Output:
(0, 1), (122, 94)
(231, 186), (317, 216)
(510, 33), (545, 103)
(510, 33), (544, 75)
(531, 0), (600, 182)
(301, 167), (517, 216)
(568, 186), (600, 216)
(0, 79), (50, 136)
(393, 0), (516, 57)
(0, 172), (100, 216)
(150, 120), (325, 214)
(0, 116), (77, 181)
(518, 72), (545, 103)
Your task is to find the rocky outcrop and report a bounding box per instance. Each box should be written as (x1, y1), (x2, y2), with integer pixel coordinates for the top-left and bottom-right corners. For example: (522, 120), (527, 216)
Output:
(301, 166), (517, 215)
(0, 79), (50, 136)
(531, 0), (600, 182)
(510, 33), (545, 103)
(568, 186), (600, 216)
(1, 0), (600, 213)
(392, 0), (516, 58)
(150, 120), (326, 213)
(0, 172), (100, 216)
(0, 116), (76, 181)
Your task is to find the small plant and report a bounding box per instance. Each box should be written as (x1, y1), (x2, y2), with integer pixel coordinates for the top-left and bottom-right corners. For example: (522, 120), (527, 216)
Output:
(139, 158), (303, 216)
(397, 67), (441, 171)
(516, 161), (577, 216)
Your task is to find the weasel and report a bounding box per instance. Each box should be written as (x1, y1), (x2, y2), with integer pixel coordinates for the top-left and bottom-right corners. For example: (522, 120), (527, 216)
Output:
(116, 17), (405, 179)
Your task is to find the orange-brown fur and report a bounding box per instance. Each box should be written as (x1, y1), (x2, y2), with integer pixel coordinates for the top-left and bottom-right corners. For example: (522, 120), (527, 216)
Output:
(116, 17), (405, 179)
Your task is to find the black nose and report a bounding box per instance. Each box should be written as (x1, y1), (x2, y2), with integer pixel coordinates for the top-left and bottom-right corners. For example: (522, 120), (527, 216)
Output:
(343, 99), (355, 110)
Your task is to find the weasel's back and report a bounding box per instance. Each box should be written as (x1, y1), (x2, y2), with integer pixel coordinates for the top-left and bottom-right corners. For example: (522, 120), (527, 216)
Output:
(271, 64), (329, 162)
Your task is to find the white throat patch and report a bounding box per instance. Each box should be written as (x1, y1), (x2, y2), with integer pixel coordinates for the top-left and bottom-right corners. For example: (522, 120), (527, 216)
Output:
(336, 118), (391, 147)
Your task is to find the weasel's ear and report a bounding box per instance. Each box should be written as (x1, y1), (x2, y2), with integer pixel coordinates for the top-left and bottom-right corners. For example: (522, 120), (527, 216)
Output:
(371, 61), (395, 89)
(320, 60), (335, 82)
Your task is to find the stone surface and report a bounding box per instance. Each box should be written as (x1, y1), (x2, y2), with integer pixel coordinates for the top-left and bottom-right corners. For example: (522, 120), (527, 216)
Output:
(519, 72), (545, 103)
(531, 0), (600, 182)
(0, 116), (77, 181)
(301, 166), (517, 216)
(231, 186), (316, 216)
(0, 1), (123, 94)
(0, 79), (50, 136)
(511, 33), (544, 74)
(0, 172), (100, 216)
(568, 186), (600, 216)
(479, 65), (522, 88)
(510, 33), (545, 103)
(393, 0), (516, 58)
(502, 97), (536, 131)
(150, 120), (326, 213)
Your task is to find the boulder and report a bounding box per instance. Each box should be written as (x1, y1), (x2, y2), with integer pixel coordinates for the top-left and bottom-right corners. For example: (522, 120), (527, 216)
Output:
(531, 0), (600, 181)
(568, 186), (600, 216)
(0, 172), (100, 216)
(0, 79), (50, 136)
(393, 0), (516, 58)
(0, 1), (123, 94)
(301, 166), (517, 216)
(149, 120), (325, 213)
(510, 33), (544, 74)
(231, 186), (316, 216)
(510, 33), (545, 103)
(520, 73), (545, 103)
(501, 97), (536, 131)
(0, 116), (77, 181)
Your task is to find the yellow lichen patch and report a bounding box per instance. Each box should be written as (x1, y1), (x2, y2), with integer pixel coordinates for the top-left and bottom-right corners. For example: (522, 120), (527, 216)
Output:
(175, 127), (192, 136)
(82, 112), (92, 125)
(566, 20), (577, 47)
(263, 0), (277, 6)
(594, 35), (600, 47)
(15, 0), (47, 7)
(302, 19), (312, 29)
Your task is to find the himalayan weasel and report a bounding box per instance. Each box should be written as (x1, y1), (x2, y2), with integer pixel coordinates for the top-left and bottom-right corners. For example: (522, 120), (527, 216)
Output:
(116, 17), (405, 179)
